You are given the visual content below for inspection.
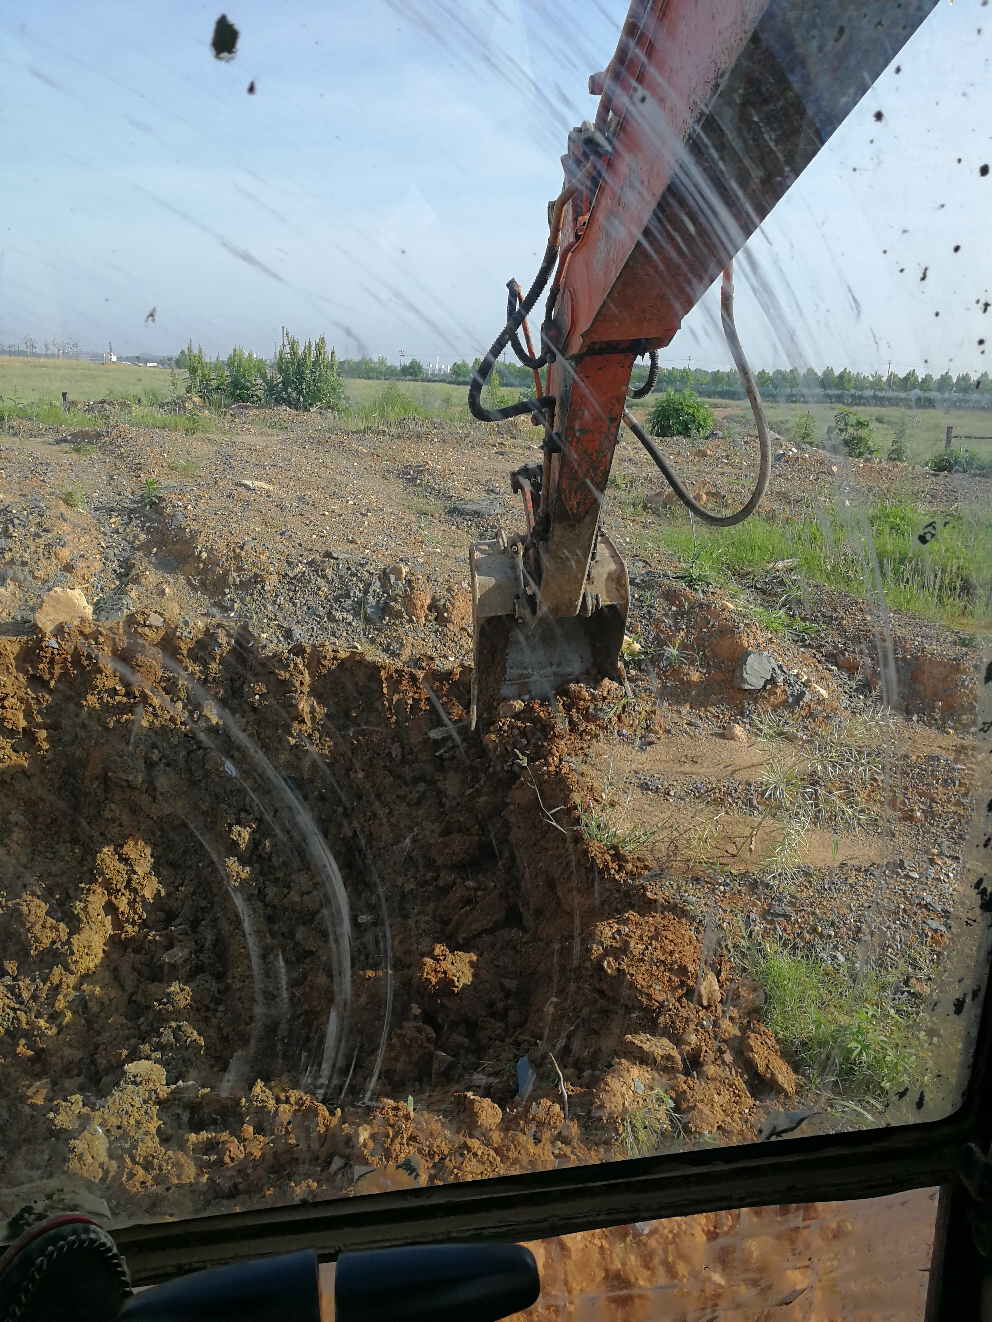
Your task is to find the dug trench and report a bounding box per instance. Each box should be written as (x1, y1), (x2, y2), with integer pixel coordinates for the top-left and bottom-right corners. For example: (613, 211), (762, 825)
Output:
(0, 621), (811, 1230)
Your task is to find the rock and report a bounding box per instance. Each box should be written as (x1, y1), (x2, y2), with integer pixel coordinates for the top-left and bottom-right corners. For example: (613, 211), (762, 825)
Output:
(692, 447), (714, 459)
(146, 612), (165, 628)
(743, 1024), (798, 1096)
(623, 1033), (682, 1070)
(722, 723), (747, 743)
(498, 699), (525, 719)
(692, 483), (727, 505)
(386, 561), (407, 581)
(459, 1092), (502, 1132)
(238, 479), (272, 492)
(733, 650), (787, 691)
(698, 970), (721, 1008)
(645, 490), (678, 513)
(529, 1098), (564, 1129)
(451, 498), (501, 520)
(34, 587), (92, 633)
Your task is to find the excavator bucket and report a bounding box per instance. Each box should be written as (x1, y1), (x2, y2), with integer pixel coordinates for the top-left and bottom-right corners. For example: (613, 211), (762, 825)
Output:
(469, 532), (629, 727)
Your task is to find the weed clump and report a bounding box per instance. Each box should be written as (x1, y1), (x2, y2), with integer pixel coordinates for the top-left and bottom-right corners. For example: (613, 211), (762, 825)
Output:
(751, 945), (917, 1103)
(928, 446), (990, 474)
(647, 389), (715, 439)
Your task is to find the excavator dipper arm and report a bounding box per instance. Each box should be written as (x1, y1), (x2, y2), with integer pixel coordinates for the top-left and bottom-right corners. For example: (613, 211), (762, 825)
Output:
(469, 0), (939, 726)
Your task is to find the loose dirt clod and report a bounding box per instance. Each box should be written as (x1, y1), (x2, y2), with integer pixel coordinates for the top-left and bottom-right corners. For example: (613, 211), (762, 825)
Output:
(34, 587), (93, 633)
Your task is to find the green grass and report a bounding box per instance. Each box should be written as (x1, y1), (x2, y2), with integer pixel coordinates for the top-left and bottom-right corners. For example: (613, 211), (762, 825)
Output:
(751, 945), (919, 1104)
(343, 377), (473, 426)
(0, 355), (185, 403)
(623, 397), (992, 468)
(639, 497), (992, 628)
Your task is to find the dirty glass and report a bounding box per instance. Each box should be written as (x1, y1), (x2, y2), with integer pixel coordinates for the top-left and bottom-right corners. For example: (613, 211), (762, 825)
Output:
(0, 0), (990, 1237)
(519, 1190), (939, 1321)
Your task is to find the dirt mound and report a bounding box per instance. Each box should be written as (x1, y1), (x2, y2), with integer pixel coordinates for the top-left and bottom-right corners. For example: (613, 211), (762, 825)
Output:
(1, 621), (798, 1229)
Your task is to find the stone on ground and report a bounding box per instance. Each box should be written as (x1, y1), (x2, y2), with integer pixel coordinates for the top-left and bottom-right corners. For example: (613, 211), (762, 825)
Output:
(35, 587), (93, 633)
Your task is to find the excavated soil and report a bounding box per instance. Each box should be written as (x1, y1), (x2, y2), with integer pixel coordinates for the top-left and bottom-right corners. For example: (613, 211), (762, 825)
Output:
(2, 622), (813, 1230)
(0, 411), (984, 1306)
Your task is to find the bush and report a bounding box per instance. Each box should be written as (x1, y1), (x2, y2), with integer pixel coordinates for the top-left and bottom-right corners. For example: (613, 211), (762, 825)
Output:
(833, 408), (878, 458)
(269, 335), (344, 411)
(225, 346), (269, 405)
(789, 411), (816, 446)
(647, 389), (715, 439)
(927, 446), (990, 474)
(887, 411), (909, 462)
(182, 335), (344, 411)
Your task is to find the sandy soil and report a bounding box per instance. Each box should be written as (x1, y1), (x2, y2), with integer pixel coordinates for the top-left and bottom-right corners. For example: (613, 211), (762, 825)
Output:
(0, 405), (981, 1307)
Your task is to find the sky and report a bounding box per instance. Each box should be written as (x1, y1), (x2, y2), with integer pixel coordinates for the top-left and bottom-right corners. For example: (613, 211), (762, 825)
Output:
(0, 0), (990, 375)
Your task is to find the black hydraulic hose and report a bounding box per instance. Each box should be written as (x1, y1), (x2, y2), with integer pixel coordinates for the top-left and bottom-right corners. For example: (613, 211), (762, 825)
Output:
(468, 160), (597, 424)
(622, 261), (770, 527)
(627, 349), (659, 399)
(506, 283), (551, 371)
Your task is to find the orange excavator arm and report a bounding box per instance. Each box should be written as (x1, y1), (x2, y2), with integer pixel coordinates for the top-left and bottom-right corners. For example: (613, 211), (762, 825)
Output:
(468, 0), (939, 725)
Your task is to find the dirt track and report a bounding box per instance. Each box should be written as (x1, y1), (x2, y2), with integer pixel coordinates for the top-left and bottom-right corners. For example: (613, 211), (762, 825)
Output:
(0, 408), (981, 1298)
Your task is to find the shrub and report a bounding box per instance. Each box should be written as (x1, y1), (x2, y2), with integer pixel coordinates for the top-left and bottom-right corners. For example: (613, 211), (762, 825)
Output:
(270, 335), (344, 411)
(225, 346), (269, 405)
(887, 411), (909, 462)
(927, 446), (990, 474)
(833, 408), (878, 458)
(789, 411), (816, 446)
(182, 335), (344, 411)
(647, 389), (715, 439)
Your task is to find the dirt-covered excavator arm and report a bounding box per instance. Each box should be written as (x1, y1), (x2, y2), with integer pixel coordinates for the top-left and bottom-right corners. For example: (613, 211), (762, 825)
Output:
(468, 0), (939, 725)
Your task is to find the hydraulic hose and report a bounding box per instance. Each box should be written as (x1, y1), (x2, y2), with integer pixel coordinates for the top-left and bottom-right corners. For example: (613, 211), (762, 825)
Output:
(506, 282), (551, 371)
(627, 349), (659, 399)
(468, 159), (598, 425)
(622, 261), (770, 527)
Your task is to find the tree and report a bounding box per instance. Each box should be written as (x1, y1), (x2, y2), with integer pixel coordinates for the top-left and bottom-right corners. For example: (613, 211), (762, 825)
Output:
(400, 358), (424, 380)
(869, 372), (886, 392)
(979, 372), (992, 396)
(836, 367), (854, 392)
(755, 369), (772, 389)
(821, 366), (838, 390)
(901, 369), (919, 392)
(935, 371), (954, 393)
(954, 373), (974, 393)
(920, 372), (935, 392)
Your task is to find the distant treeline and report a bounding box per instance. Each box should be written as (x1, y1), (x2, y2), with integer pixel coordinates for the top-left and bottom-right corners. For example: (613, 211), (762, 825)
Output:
(650, 364), (992, 408)
(335, 355), (992, 406)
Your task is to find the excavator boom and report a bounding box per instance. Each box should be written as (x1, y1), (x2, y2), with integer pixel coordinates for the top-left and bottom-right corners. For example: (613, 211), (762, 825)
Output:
(469, 0), (939, 725)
